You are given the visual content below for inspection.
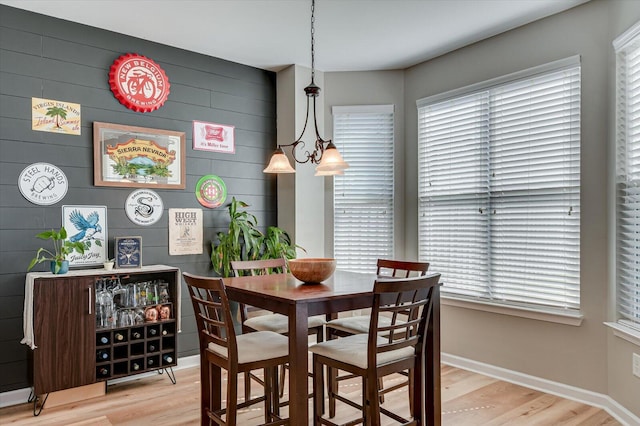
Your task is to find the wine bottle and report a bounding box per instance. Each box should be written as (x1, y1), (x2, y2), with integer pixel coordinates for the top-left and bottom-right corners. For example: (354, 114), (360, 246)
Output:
(114, 332), (125, 342)
(147, 358), (155, 366)
(161, 329), (168, 336)
(98, 367), (110, 377)
(132, 362), (141, 371)
(96, 350), (109, 361)
(148, 343), (156, 352)
(162, 354), (173, 364)
(148, 328), (158, 336)
(99, 336), (109, 345)
(132, 331), (142, 339)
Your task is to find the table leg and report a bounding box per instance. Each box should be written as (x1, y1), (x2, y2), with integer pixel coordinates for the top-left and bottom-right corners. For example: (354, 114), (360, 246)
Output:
(288, 303), (309, 425)
(425, 286), (441, 425)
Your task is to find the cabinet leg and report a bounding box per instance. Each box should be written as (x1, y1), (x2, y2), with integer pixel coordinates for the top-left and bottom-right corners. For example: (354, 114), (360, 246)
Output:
(162, 367), (177, 384)
(33, 393), (49, 416)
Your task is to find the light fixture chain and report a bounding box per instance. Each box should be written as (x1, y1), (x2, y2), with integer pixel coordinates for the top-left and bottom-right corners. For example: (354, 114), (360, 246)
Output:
(311, 0), (315, 81)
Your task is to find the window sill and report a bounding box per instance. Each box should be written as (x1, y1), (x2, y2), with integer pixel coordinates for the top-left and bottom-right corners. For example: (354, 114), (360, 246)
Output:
(604, 321), (640, 347)
(442, 296), (584, 326)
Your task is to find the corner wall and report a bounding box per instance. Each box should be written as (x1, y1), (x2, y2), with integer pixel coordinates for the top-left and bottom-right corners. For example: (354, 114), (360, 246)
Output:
(401, 0), (639, 417)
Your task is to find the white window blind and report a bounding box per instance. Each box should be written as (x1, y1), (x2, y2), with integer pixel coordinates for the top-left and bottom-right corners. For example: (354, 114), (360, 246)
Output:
(615, 24), (640, 329)
(333, 105), (394, 273)
(418, 59), (581, 311)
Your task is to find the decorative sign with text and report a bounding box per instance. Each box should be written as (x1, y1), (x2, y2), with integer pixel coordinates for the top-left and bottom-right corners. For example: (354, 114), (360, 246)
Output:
(108, 53), (170, 113)
(168, 208), (203, 255)
(193, 121), (235, 154)
(32, 98), (81, 135)
(125, 189), (164, 226)
(18, 162), (68, 205)
(62, 205), (107, 267)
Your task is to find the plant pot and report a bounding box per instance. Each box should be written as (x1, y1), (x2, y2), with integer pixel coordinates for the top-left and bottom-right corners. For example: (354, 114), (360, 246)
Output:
(51, 260), (69, 274)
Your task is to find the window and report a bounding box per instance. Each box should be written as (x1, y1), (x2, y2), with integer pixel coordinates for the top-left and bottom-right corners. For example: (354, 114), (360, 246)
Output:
(417, 57), (581, 312)
(615, 24), (640, 330)
(333, 105), (394, 273)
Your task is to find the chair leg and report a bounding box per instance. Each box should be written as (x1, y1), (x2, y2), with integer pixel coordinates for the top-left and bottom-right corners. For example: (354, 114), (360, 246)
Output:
(226, 368), (238, 426)
(328, 365), (338, 418)
(365, 371), (381, 426)
(278, 365), (286, 398)
(313, 355), (324, 426)
(244, 372), (252, 402)
(408, 367), (414, 417)
(377, 378), (385, 405)
(264, 367), (273, 424)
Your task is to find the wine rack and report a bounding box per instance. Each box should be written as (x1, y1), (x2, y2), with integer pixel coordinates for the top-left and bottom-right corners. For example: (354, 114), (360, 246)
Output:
(95, 319), (177, 380)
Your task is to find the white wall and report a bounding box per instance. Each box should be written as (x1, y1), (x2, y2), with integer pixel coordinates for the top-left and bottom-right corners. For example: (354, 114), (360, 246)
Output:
(321, 0), (640, 418)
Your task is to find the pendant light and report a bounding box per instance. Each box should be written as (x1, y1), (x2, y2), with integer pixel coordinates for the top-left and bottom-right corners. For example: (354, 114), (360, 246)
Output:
(263, 0), (349, 175)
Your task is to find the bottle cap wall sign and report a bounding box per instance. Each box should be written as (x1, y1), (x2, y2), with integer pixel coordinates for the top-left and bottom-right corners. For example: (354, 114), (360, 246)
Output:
(18, 162), (68, 205)
(195, 175), (227, 208)
(125, 189), (164, 226)
(108, 53), (170, 113)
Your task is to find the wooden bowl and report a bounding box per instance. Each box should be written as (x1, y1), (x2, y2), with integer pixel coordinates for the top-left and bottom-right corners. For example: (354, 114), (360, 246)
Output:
(288, 258), (337, 283)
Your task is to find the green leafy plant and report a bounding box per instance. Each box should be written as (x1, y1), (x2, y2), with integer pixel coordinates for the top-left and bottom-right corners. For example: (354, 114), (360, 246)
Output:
(28, 227), (86, 274)
(211, 197), (303, 278)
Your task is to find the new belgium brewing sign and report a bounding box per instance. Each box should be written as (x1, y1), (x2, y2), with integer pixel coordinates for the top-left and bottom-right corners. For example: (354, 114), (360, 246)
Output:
(109, 53), (170, 113)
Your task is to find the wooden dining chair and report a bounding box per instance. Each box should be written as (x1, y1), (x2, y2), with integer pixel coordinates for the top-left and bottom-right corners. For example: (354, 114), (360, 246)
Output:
(184, 272), (289, 426)
(231, 258), (326, 399)
(309, 273), (441, 426)
(324, 259), (430, 416)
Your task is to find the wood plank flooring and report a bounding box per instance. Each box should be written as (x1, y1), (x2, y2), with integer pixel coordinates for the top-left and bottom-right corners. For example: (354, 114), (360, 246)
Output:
(0, 364), (619, 425)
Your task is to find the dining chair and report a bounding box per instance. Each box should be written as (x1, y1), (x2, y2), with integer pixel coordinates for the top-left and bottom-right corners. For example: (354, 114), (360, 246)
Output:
(309, 272), (441, 426)
(231, 258), (326, 399)
(184, 272), (289, 426)
(324, 259), (429, 416)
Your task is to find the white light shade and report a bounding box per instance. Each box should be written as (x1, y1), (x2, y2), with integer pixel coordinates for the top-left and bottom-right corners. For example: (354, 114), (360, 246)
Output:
(263, 148), (295, 173)
(315, 168), (344, 176)
(317, 145), (349, 171)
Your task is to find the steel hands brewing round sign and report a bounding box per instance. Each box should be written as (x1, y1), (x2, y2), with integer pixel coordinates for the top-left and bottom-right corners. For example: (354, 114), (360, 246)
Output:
(18, 162), (68, 205)
(109, 53), (170, 113)
(125, 189), (164, 226)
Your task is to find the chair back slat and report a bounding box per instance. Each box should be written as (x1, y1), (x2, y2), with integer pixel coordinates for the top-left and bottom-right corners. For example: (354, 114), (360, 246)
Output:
(367, 273), (440, 366)
(231, 258), (287, 276)
(230, 258), (287, 325)
(184, 273), (237, 360)
(376, 259), (429, 278)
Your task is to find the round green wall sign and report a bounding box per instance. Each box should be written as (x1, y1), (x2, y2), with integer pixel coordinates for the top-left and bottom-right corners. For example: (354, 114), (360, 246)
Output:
(195, 175), (227, 208)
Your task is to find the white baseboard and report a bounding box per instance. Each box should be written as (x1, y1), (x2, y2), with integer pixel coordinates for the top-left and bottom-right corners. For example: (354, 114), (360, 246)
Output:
(442, 353), (640, 426)
(0, 355), (201, 409)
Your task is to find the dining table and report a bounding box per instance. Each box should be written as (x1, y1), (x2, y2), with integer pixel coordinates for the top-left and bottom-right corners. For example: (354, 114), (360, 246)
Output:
(221, 269), (441, 425)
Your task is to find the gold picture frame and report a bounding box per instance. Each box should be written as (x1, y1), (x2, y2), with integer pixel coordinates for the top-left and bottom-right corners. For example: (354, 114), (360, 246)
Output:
(93, 122), (185, 189)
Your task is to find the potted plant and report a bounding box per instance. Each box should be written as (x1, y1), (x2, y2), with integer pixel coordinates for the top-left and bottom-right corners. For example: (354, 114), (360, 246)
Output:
(211, 198), (303, 331)
(28, 226), (86, 274)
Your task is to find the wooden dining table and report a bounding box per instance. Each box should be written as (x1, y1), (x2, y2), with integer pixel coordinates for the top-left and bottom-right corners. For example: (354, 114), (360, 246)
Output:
(222, 269), (441, 425)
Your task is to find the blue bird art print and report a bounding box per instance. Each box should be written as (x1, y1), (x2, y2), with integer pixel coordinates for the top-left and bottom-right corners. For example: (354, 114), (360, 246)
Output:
(69, 209), (103, 244)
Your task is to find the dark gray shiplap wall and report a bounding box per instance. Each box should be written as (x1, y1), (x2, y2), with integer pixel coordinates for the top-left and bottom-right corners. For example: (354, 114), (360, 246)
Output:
(0, 5), (277, 393)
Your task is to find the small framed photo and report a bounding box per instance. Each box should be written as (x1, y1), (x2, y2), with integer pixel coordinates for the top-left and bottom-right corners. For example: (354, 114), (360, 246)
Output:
(192, 120), (235, 154)
(115, 236), (142, 269)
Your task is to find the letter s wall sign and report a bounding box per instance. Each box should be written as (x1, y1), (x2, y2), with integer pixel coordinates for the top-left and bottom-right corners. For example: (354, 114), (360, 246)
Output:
(108, 53), (170, 113)
(125, 189), (164, 226)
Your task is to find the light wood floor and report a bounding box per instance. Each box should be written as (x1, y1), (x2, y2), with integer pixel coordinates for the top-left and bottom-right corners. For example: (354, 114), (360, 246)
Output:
(0, 364), (619, 425)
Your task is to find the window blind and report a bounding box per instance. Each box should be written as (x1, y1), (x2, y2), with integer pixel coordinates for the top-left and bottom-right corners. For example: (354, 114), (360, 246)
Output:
(418, 60), (581, 311)
(616, 29), (640, 328)
(333, 106), (394, 273)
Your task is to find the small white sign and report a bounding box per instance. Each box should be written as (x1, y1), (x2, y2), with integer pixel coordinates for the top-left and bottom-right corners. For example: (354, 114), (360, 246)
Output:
(125, 189), (164, 226)
(193, 120), (235, 154)
(18, 162), (68, 205)
(168, 208), (203, 255)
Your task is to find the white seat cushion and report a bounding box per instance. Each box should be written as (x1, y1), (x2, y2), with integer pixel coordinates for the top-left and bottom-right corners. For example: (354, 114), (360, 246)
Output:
(244, 313), (326, 334)
(326, 315), (394, 334)
(207, 330), (288, 364)
(308, 333), (414, 369)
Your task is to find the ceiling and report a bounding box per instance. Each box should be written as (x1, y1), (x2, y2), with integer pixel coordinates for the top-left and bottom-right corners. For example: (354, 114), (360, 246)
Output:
(0, 0), (589, 72)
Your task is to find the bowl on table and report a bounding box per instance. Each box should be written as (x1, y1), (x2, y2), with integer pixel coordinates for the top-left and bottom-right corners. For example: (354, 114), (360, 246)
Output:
(288, 258), (337, 283)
